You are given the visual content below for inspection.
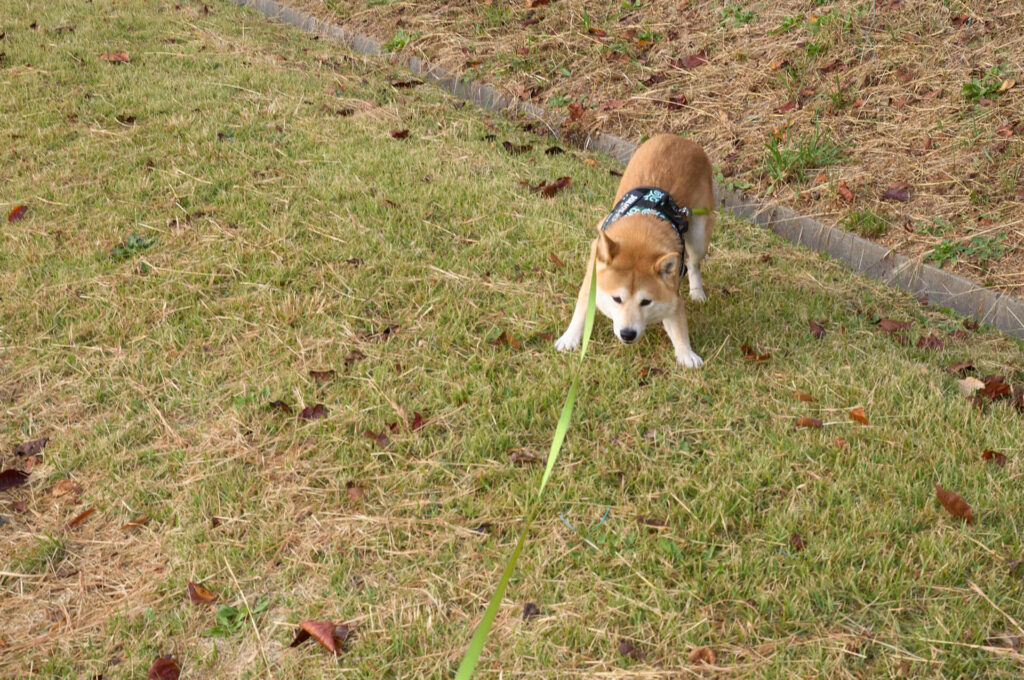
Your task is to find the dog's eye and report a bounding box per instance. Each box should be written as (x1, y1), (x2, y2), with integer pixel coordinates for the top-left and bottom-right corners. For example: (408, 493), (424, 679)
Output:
(640, 299), (652, 307)
(611, 296), (622, 304)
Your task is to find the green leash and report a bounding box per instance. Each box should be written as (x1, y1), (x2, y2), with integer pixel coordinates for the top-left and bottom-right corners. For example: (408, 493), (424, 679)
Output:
(454, 261), (598, 680)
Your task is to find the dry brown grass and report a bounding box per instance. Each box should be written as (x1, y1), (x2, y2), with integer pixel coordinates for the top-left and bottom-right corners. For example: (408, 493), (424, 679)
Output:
(304, 0), (1024, 294)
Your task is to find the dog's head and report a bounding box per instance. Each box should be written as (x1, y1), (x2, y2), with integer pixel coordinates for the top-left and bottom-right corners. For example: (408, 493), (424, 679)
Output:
(594, 228), (681, 345)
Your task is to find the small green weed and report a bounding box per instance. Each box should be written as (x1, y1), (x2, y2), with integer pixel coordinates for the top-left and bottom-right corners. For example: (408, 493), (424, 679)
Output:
(720, 4), (757, 26)
(771, 14), (804, 34)
(548, 93), (572, 107)
(762, 127), (846, 185)
(109, 233), (156, 261)
(383, 28), (415, 52)
(714, 167), (753, 192)
(962, 65), (1012, 101)
(635, 28), (661, 43)
(842, 209), (888, 237)
(203, 598), (271, 638)
(926, 234), (1008, 267)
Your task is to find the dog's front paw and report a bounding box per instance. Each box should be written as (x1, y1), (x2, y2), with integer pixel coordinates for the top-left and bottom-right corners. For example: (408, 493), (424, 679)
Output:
(689, 286), (708, 303)
(675, 349), (704, 368)
(554, 331), (582, 352)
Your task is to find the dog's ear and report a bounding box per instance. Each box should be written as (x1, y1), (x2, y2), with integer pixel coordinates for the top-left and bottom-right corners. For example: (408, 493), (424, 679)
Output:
(654, 252), (681, 282)
(596, 231), (619, 263)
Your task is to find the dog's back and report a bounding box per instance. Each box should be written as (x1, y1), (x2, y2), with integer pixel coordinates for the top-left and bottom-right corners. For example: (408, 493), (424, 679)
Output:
(615, 134), (714, 213)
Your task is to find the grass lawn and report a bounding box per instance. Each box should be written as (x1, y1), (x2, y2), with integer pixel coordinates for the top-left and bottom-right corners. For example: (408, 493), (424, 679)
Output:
(2, 1), (1024, 678)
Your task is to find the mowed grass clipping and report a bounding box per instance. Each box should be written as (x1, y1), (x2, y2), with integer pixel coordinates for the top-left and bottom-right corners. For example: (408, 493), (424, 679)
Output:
(1, 1), (1024, 678)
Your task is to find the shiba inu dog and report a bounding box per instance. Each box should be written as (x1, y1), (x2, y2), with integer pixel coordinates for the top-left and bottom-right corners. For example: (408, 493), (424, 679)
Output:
(555, 134), (715, 368)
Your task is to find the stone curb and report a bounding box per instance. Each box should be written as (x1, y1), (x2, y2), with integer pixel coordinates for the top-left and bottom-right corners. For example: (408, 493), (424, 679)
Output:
(232, 0), (1024, 340)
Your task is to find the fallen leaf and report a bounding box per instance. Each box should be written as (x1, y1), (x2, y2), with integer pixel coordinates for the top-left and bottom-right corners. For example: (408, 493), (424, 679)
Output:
(832, 437), (850, 450)
(838, 181), (854, 202)
(789, 533), (806, 552)
(951, 13), (969, 27)
(0, 469), (29, 492)
(502, 141), (531, 154)
(66, 507), (95, 530)
(997, 124), (1015, 138)
(522, 602), (541, 619)
(98, 50), (130, 63)
(51, 479), (82, 498)
(997, 78), (1015, 94)
(808, 320), (826, 339)
(934, 484), (972, 522)
(410, 411), (428, 431)
(618, 639), (643, 660)
(882, 183), (910, 202)
(567, 101), (585, 122)
(795, 417), (823, 428)
(268, 400), (293, 415)
(770, 58), (790, 71)
(637, 515), (668, 529)
(916, 333), (944, 351)
(390, 79), (422, 88)
(291, 620), (349, 655)
(363, 324), (399, 342)
(364, 428), (389, 447)
(548, 252), (565, 268)
(963, 319), (980, 331)
(877, 319), (912, 332)
(344, 350), (365, 365)
(7, 205), (27, 222)
(948, 362), (974, 376)
(389, 129), (410, 139)
(525, 0), (550, 7)
(982, 450), (1007, 467)
(538, 176), (571, 197)
(298, 403), (328, 420)
(689, 646), (715, 664)
(741, 343), (770, 361)
(148, 656), (180, 680)
(849, 406), (869, 425)
(491, 330), (523, 349)
(957, 376), (985, 397)
(14, 437), (48, 456)
(677, 50), (709, 69)
(794, 391), (816, 402)
(981, 375), (1011, 400)
(346, 481), (365, 501)
(309, 369), (336, 382)
(115, 114), (136, 125)
(587, 27), (607, 37)
(819, 58), (845, 74)
(774, 100), (797, 114)
(544, 145), (564, 155)
(187, 582), (216, 604)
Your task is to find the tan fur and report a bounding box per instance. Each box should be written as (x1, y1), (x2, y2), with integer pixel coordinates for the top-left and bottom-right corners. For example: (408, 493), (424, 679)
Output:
(555, 134), (715, 368)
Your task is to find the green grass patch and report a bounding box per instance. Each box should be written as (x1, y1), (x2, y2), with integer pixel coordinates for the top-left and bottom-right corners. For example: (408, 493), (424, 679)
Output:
(762, 127), (846, 185)
(842, 209), (888, 238)
(926, 234), (1010, 268)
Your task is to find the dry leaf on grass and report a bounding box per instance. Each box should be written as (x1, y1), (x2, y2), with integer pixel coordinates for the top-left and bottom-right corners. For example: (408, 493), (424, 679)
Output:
(982, 450), (1007, 467)
(877, 318), (912, 332)
(66, 507), (95, 530)
(14, 436), (48, 456)
(187, 582), (216, 604)
(364, 429), (390, 447)
(410, 411), (428, 431)
(309, 369), (336, 382)
(916, 333), (943, 351)
(617, 639), (643, 660)
(389, 129), (410, 139)
(789, 533), (806, 552)
(290, 620), (350, 655)
(7, 205), (27, 222)
(544, 145), (564, 155)
(98, 50), (130, 63)
(795, 417), (823, 428)
(794, 391), (816, 402)
(981, 375), (1011, 400)
(346, 481), (366, 501)
(502, 141), (531, 154)
(688, 646), (716, 664)
(882, 182), (911, 202)
(547, 252), (565, 267)
(268, 399), (293, 415)
(0, 469), (29, 492)
(148, 656), (179, 680)
(740, 343), (770, 361)
(935, 484), (972, 523)
(948, 361), (974, 375)
(491, 330), (523, 349)
(808, 320), (826, 339)
(849, 406), (868, 425)
(957, 376), (985, 397)
(523, 176), (572, 197)
(298, 403), (328, 420)
(522, 602), (541, 619)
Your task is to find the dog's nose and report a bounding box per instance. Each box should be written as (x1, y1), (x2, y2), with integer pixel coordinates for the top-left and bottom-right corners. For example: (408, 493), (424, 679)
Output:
(619, 328), (638, 344)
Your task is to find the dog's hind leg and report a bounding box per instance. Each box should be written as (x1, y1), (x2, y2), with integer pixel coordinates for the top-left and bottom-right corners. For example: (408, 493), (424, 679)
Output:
(684, 213), (712, 302)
